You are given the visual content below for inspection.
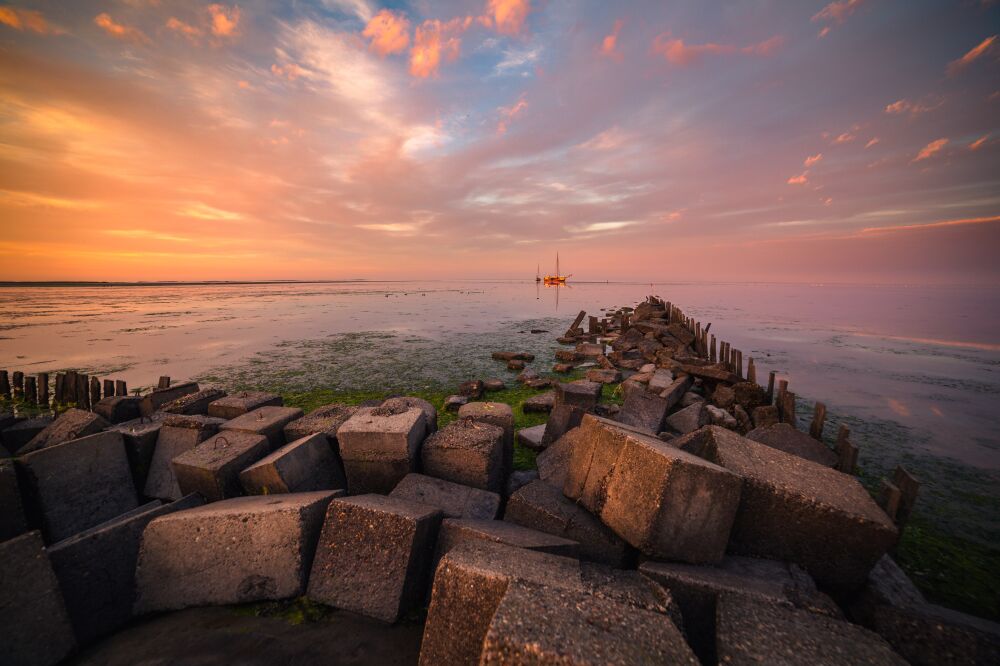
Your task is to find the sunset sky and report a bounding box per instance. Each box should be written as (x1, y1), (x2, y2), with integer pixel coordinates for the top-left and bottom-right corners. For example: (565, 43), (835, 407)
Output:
(0, 0), (998, 283)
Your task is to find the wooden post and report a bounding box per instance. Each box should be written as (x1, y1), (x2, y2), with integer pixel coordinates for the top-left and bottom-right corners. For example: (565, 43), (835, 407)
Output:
(879, 480), (902, 522)
(892, 466), (919, 529)
(0, 370), (9, 399)
(24, 376), (37, 405)
(836, 435), (858, 474)
(157, 376), (171, 390)
(710, 335), (717, 363)
(103, 379), (115, 398)
(65, 371), (77, 404)
(735, 350), (743, 380)
(54, 373), (63, 403)
(12, 371), (24, 399)
(38, 373), (49, 407)
(76, 374), (90, 409)
(588, 316), (598, 334)
(115, 379), (127, 396)
(89, 377), (101, 408)
(747, 357), (756, 384)
(809, 402), (827, 441)
(567, 310), (587, 336)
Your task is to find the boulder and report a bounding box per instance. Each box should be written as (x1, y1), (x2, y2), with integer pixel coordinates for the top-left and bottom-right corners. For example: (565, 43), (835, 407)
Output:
(458, 380), (485, 399)
(307, 494), (442, 623)
(665, 401), (710, 434)
(677, 426), (898, 594)
(617, 388), (670, 434)
(505, 469), (538, 498)
(0, 458), (28, 541)
(552, 363), (575, 373)
(443, 394), (468, 412)
(144, 414), (224, 501)
(585, 368), (622, 384)
(240, 433), (346, 495)
(706, 404), (737, 428)
(564, 415), (741, 564)
(458, 402), (514, 477)
(483, 379), (506, 392)
(160, 388), (227, 415)
(139, 381), (199, 417)
(712, 385), (736, 409)
(283, 403), (359, 443)
(732, 381), (768, 411)
(93, 396), (142, 424)
(659, 375), (694, 409)
(507, 359), (526, 371)
(491, 351), (534, 362)
(435, 518), (578, 562)
(0, 531), (76, 666)
(746, 422), (838, 467)
(421, 418), (505, 493)
(515, 423), (546, 451)
(648, 368), (675, 393)
(134, 491), (338, 612)
(172, 430), (270, 502)
(48, 495), (204, 645)
(554, 380), (602, 412)
(389, 473), (500, 520)
(20, 408), (110, 454)
(207, 391), (283, 420)
(17, 431), (139, 543)
(220, 406), (304, 450)
(521, 391), (555, 413)
(337, 405), (427, 494)
(382, 396), (438, 434)
(575, 342), (605, 358)
(752, 405), (780, 428)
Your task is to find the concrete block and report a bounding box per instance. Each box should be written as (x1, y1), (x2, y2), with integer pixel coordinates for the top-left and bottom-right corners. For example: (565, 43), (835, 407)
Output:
(283, 403), (359, 442)
(443, 394), (468, 412)
(585, 368), (621, 384)
(506, 479), (631, 567)
(665, 401), (710, 434)
(93, 396), (141, 424)
(0, 458), (28, 541)
(1, 416), (52, 455)
(172, 430), (269, 502)
(48, 495), (203, 645)
(715, 594), (906, 665)
(421, 418), (505, 493)
(134, 491), (338, 612)
(541, 403), (584, 449)
(436, 518), (578, 563)
(240, 433), (346, 495)
(554, 380), (602, 412)
(337, 405), (426, 494)
(307, 494), (442, 623)
(143, 414), (224, 501)
(648, 368), (675, 393)
(139, 381), (199, 417)
(747, 422), (838, 467)
(107, 414), (165, 494)
(515, 423), (546, 452)
(522, 391), (555, 413)
(220, 406), (303, 450)
(382, 396), (438, 434)
(677, 425), (898, 594)
(536, 427), (582, 490)
(389, 473), (500, 520)
(0, 531), (76, 666)
(207, 391), (283, 419)
(458, 401), (513, 476)
(161, 388), (227, 415)
(18, 431), (139, 543)
(20, 408), (110, 454)
(618, 388), (669, 433)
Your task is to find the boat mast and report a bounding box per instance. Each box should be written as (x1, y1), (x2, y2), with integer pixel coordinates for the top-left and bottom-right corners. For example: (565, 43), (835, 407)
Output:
(556, 252), (560, 277)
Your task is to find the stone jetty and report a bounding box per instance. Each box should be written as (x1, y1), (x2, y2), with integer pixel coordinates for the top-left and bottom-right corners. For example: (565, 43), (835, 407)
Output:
(1, 296), (998, 666)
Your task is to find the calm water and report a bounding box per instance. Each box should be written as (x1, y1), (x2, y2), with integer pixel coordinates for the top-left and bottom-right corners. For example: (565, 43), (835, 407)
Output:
(2, 281), (998, 542)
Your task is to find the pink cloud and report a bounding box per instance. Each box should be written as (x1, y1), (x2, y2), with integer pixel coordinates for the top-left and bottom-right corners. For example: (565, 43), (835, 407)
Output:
(600, 19), (624, 61)
(912, 137), (948, 163)
(363, 9), (411, 56)
(947, 35), (997, 75)
(865, 137), (880, 149)
(969, 134), (989, 150)
(94, 13), (149, 44)
(787, 172), (808, 185)
(812, 0), (865, 35)
(0, 6), (63, 34)
(833, 131), (855, 144)
(207, 4), (240, 37)
(651, 34), (783, 66)
(804, 153), (823, 167)
(410, 19), (465, 78)
(884, 97), (941, 116)
(271, 62), (306, 81)
(486, 0), (531, 36)
(497, 94), (528, 134)
(166, 17), (202, 40)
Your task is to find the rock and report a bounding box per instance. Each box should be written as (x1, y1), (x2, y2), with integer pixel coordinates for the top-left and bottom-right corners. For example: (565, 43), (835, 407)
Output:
(507, 359), (526, 371)
(20, 408), (110, 454)
(650, 370), (676, 394)
(712, 385), (736, 409)
(207, 391), (283, 420)
(421, 418), (505, 493)
(94, 396), (142, 424)
(307, 494), (442, 623)
(677, 363), (739, 384)
(139, 381), (199, 417)
(555, 350), (582, 363)
(746, 422), (838, 467)
(219, 406), (304, 450)
(1, 458), (28, 541)
(135, 491), (338, 612)
(389, 473), (500, 520)
(458, 380), (484, 399)
(680, 391), (705, 407)
(283, 403), (359, 442)
(240, 433), (346, 495)
(733, 381), (767, 411)
(665, 401), (710, 434)
(541, 403), (585, 449)
(552, 362), (575, 373)
(492, 351), (534, 362)
(515, 367), (538, 383)
(715, 594), (906, 665)
(483, 379), (506, 392)
(18, 431), (139, 543)
(752, 404), (780, 428)
(554, 380), (602, 412)
(144, 414), (224, 501)
(172, 430), (270, 502)
(575, 342), (605, 358)
(564, 415), (741, 564)
(505, 480), (632, 567)
(0, 531), (76, 666)
(706, 404), (738, 428)
(505, 469), (538, 497)
(677, 426), (898, 595)
(733, 404), (752, 433)
(536, 428), (581, 490)
(618, 388), (670, 433)
(160, 388), (227, 416)
(436, 518), (578, 562)
(337, 406), (426, 494)
(443, 394), (468, 412)
(611, 328), (644, 351)
(48, 495), (204, 645)
(458, 402), (514, 478)
(638, 362), (656, 373)
(586, 368), (621, 384)
(515, 423), (546, 451)
(596, 354), (616, 370)
(0, 416), (52, 455)
(521, 391), (555, 413)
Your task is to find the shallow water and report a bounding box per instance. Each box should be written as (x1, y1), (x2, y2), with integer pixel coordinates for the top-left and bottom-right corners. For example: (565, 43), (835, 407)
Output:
(2, 280), (998, 543)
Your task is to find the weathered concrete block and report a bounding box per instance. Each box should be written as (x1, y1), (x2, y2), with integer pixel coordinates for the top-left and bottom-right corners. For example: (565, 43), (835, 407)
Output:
(220, 406), (303, 450)
(0, 416), (52, 455)
(107, 414), (165, 493)
(161, 388), (226, 415)
(48, 495), (204, 645)
(536, 427), (582, 490)
(715, 594), (906, 665)
(458, 401), (513, 476)
(677, 425), (898, 594)
(752, 404), (780, 428)
(283, 403), (359, 443)
(139, 381), (199, 417)
(554, 380), (602, 412)
(618, 386), (672, 434)
(382, 396), (438, 434)
(0, 458), (28, 541)
(421, 418), (505, 493)
(20, 408), (110, 454)
(585, 368), (622, 384)
(506, 479), (631, 567)
(480, 580), (698, 666)
(240, 433), (346, 495)
(505, 469), (538, 498)
(648, 368), (675, 393)
(207, 391), (283, 419)
(443, 394), (468, 412)
(515, 423), (546, 451)
(307, 494), (442, 623)
(93, 396), (141, 424)
(541, 403), (584, 449)
(389, 473), (500, 520)
(172, 430), (269, 502)
(0, 531), (76, 666)
(522, 390), (555, 414)
(337, 405), (426, 494)
(143, 414), (224, 501)
(134, 491), (338, 612)
(419, 541), (675, 666)
(564, 415), (741, 564)
(18, 431), (139, 543)
(665, 401), (710, 434)
(746, 422), (838, 467)
(436, 518), (578, 562)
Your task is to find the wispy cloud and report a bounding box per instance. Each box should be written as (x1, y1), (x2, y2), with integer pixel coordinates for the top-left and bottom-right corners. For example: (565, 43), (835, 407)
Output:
(600, 19), (624, 61)
(494, 44), (541, 75)
(947, 35), (997, 75)
(787, 172), (809, 185)
(812, 0), (866, 37)
(884, 97), (942, 116)
(363, 9), (410, 56)
(912, 137), (948, 163)
(0, 6), (64, 34)
(93, 13), (148, 43)
(652, 34), (783, 66)
(207, 4), (240, 38)
(804, 153), (823, 167)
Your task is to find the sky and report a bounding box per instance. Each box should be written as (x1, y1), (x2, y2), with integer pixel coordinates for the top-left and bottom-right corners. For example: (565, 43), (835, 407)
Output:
(0, 0), (998, 283)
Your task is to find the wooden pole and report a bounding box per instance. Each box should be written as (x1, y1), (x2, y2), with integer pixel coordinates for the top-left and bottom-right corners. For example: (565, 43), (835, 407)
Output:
(12, 371), (24, 399)
(76, 374), (90, 409)
(766, 371), (776, 405)
(747, 357), (756, 384)
(65, 371), (77, 404)
(836, 434), (858, 474)
(24, 376), (37, 405)
(38, 373), (49, 407)
(710, 335), (717, 363)
(809, 402), (827, 441)
(115, 379), (127, 396)
(735, 350), (743, 380)
(157, 376), (171, 390)
(89, 377), (101, 408)
(892, 466), (919, 529)
(0, 370), (9, 399)
(103, 379), (115, 398)
(782, 390), (797, 429)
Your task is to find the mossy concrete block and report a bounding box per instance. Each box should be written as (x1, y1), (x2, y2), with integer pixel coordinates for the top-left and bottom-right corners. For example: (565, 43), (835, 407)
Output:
(337, 405), (426, 494)
(93, 396), (142, 424)
(139, 382), (199, 417)
(283, 403), (359, 443)
(746, 422), (838, 467)
(161, 388), (227, 416)
(421, 418), (505, 493)
(458, 401), (513, 477)
(207, 391), (283, 420)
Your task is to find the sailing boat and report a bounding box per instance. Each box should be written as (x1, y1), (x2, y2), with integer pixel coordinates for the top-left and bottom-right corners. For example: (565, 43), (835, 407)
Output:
(535, 264), (542, 283)
(543, 252), (571, 284)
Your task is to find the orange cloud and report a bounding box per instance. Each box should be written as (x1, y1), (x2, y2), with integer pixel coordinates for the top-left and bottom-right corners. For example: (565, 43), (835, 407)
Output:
(804, 153), (822, 167)
(94, 13), (148, 43)
(410, 19), (465, 78)
(947, 35), (997, 75)
(166, 17), (202, 40)
(969, 134), (989, 150)
(865, 137), (879, 149)
(207, 4), (240, 37)
(912, 137), (948, 163)
(363, 9), (411, 56)
(600, 19), (624, 61)
(787, 172), (808, 185)
(884, 97), (941, 116)
(497, 94), (527, 134)
(651, 34), (783, 66)
(860, 215), (1000, 235)
(271, 62), (306, 81)
(486, 0), (530, 36)
(813, 0), (865, 25)
(0, 6), (63, 34)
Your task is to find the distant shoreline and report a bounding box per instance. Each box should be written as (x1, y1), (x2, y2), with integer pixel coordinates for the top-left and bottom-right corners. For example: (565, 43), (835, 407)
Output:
(0, 280), (993, 288)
